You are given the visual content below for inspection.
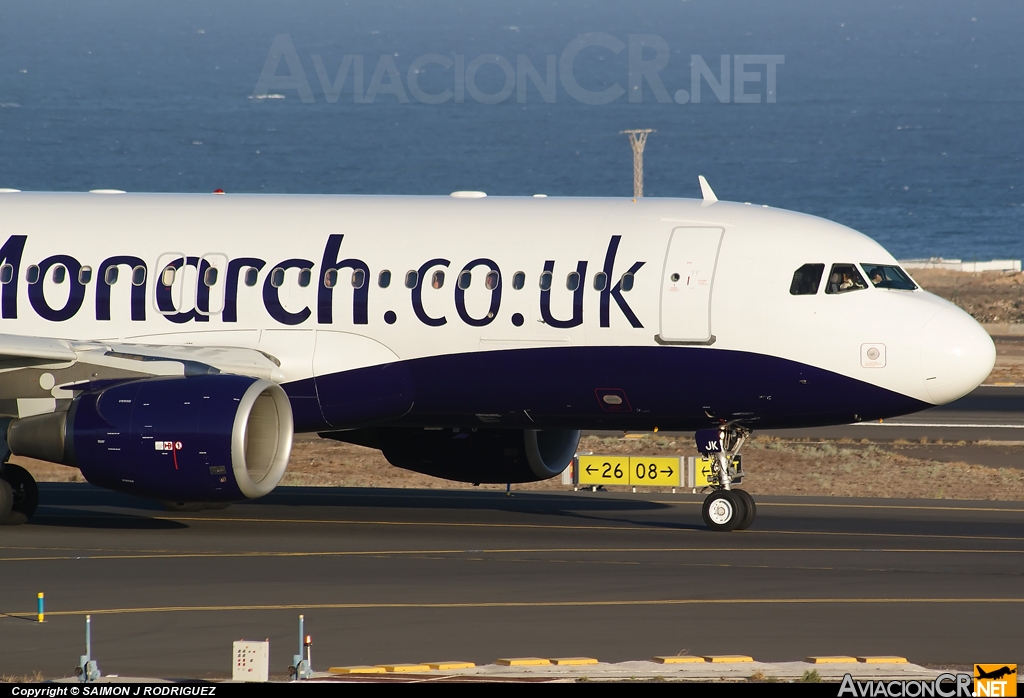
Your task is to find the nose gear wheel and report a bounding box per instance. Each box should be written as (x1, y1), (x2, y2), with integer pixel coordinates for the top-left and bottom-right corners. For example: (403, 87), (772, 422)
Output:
(702, 489), (747, 532)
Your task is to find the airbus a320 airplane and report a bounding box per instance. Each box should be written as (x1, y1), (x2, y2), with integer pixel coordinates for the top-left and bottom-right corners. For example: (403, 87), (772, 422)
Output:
(0, 180), (995, 531)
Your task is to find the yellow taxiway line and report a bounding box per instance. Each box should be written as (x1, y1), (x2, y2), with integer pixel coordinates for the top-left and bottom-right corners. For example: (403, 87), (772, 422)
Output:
(2, 546), (1024, 563)
(5, 597), (1024, 619)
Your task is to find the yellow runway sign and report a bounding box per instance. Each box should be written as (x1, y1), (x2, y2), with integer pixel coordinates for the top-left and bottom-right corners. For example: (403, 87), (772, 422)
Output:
(628, 458), (680, 487)
(578, 456), (629, 486)
(691, 455), (742, 489)
(578, 456), (681, 487)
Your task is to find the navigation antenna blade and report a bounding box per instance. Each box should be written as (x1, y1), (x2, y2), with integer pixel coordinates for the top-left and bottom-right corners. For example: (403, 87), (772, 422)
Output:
(698, 175), (718, 204)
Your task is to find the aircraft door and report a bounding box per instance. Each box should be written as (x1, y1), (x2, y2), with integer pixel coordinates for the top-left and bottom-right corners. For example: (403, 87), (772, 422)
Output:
(658, 227), (724, 343)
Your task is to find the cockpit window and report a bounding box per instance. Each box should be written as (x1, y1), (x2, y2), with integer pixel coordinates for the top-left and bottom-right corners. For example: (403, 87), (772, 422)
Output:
(789, 264), (825, 295)
(825, 263), (867, 294)
(861, 264), (918, 291)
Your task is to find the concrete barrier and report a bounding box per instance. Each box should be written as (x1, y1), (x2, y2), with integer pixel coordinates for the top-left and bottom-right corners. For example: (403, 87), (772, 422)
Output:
(901, 259), (1021, 273)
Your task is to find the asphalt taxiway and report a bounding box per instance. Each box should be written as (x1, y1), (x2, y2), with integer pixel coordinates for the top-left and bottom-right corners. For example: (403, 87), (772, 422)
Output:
(1, 485), (1022, 679)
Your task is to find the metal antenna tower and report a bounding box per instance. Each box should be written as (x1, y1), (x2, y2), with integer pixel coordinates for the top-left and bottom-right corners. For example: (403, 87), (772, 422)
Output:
(621, 129), (655, 198)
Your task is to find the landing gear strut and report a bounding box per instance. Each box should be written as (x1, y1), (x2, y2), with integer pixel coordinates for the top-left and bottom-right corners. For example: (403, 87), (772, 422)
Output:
(1, 461), (39, 526)
(695, 425), (755, 532)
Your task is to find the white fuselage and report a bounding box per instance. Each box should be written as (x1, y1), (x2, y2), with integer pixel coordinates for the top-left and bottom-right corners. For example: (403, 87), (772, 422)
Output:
(0, 191), (995, 432)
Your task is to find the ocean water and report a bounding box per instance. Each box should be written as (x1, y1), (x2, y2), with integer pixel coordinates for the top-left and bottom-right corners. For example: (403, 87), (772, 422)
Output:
(0, 0), (1021, 261)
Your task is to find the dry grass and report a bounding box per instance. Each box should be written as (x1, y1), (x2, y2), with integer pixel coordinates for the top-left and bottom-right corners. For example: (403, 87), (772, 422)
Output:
(0, 671), (44, 683)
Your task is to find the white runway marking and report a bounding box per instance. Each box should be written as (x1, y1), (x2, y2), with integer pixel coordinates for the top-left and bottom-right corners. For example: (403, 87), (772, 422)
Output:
(854, 422), (1024, 428)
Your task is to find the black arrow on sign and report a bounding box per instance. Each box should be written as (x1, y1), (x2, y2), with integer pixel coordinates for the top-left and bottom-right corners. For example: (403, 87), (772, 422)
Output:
(660, 467), (674, 477)
(585, 464), (598, 475)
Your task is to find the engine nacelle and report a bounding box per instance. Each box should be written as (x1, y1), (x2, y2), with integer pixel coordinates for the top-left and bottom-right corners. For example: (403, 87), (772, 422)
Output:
(330, 427), (581, 484)
(7, 375), (293, 502)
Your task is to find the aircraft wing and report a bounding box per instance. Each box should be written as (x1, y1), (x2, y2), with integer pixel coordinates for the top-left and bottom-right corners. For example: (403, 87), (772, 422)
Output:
(0, 333), (285, 414)
(0, 334), (78, 368)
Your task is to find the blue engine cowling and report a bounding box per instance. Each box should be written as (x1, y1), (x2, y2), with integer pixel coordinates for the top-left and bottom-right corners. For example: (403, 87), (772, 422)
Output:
(8, 375), (294, 502)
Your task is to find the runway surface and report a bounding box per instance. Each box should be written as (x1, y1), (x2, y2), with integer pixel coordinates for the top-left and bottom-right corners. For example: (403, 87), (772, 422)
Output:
(2, 484), (1022, 678)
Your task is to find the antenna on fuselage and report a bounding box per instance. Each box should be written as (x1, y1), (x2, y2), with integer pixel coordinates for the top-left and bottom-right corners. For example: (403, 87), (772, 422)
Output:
(698, 175), (718, 204)
(621, 129), (655, 198)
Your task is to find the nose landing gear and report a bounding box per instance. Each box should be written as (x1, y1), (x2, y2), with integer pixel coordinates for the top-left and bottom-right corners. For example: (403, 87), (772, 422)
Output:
(695, 425), (756, 532)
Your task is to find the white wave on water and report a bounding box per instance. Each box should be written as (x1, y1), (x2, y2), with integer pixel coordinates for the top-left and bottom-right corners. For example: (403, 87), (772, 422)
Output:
(248, 94), (285, 100)
(0, 103), (20, 108)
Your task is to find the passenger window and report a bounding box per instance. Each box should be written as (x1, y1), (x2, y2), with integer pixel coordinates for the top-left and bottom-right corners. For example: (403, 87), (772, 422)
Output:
(825, 263), (867, 294)
(352, 269), (366, 289)
(485, 270), (499, 290)
(324, 269), (338, 288)
(203, 267), (219, 287)
(161, 266), (176, 287)
(104, 267), (119, 285)
(298, 268), (312, 288)
(26, 265), (39, 284)
(862, 264), (918, 291)
(79, 266), (92, 285)
(539, 271), (552, 291)
(457, 271), (471, 290)
(432, 270), (446, 289)
(512, 271), (525, 290)
(405, 270), (418, 289)
(244, 267), (259, 287)
(620, 272), (634, 292)
(789, 263), (825, 295)
(270, 267), (285, 288)
(132, 266), (146, 286)
(0, 264), (13, 284)
(378, 270), (391, 288)
(593, 272), (607, 291)
(52, 265), (66, 284)
(566, 271), (580, 291)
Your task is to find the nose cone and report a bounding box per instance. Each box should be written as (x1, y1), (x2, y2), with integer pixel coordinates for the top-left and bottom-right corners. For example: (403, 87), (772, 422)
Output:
(920, 308), (996, 404)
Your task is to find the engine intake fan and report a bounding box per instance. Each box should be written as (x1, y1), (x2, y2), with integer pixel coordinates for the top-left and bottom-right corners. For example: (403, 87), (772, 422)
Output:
(7, 375), (293, 502)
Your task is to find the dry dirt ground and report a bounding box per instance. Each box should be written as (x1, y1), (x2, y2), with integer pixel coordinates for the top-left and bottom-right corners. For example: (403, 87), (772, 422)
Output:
(16, 434), (1024, 502)
(12, 270), (1024, 502)
(910, 268), (1024, 325)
